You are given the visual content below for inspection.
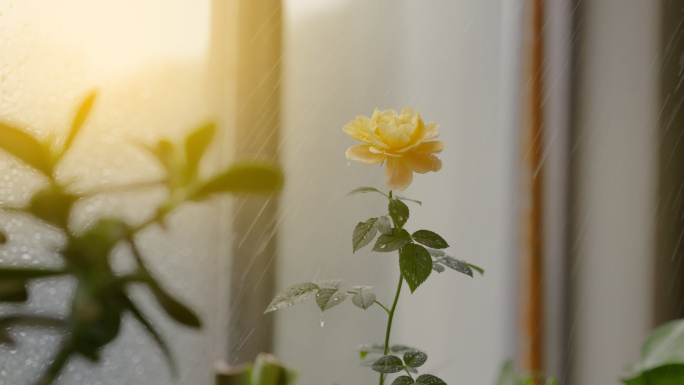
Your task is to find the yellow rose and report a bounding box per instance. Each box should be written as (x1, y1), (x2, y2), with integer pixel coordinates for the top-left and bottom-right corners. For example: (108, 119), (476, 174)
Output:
(343, 107), (445, 191)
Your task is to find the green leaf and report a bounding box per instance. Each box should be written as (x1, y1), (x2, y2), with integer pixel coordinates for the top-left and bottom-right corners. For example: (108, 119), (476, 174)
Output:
(252, 353), (298, 385)
(121, 294), (176, 376)
(357, 343), (385, 359)
(352, 291), (376, 310)
(377, 216), (393, 235)
(432, 262), (445, 273)
(396, 196), (422, 206)
(391, 345), (419, 354)
(185, 122), (216, 180)
(148, 284), (202, 328)
(403, 350), (427, 368)
(353, 218), (379, 253)
(346, 187), (389, 199)
(0, 267), (66, 280)
(388, 199), (410, 228)
(215, 363), (252, 385)
(624, 318), (684, 384)
(0, 230), (5, 244)
(415, 374), (446, 385)
(442, 256), (473, 277)
(373, 228), (412, 253)
(264, 282), (320, 313)
(467, 263), (485, 276)
(195, 161), (283, 197)
(399, 244), (432, 293)
(315, 288), (347, 311)
(62, 91), (96, 158)
(28, 186), (77, 229)
(412, 230), (448, 249)
(371, 355), (404, 373)
(624, 365), (684, 385)
(392, 376), (415, 385)
(0, 122), (53, 176)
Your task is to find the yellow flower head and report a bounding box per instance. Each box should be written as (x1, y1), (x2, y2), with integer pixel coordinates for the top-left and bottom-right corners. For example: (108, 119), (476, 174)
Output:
(343, 107), (445, 191)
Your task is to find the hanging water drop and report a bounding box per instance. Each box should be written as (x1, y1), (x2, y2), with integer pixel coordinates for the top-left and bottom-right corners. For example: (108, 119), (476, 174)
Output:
(320, 315), (325, 328)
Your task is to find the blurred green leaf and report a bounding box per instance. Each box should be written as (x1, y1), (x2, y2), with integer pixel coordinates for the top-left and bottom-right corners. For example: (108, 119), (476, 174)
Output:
(399, 244), (432, 293)
(412, 230), (448, 249)
(373, 228), (411, 253)
(61, 91), (96, 158)
(346, 186), (389, 199)
(185, 122), (216, 180)
(28, 186), (77, 229)
(149, 284), (202, 328)
(0, 122), (53, 176)
(0, 279), (27, 302)
(121, 293), (176, 376)
(371, 355), (404, 373)
(251, 353), (298, 385)
(431, 262), (445, 273)
(391, 345), (419, 354)
(403, 350), (427, 368)
(357, 343), (385, 359)
(392, 376), (415, 385)
(353, 218), (378, 253)
(396, 196), (422, 206)
(264, 282), (320, 313)
(625, 365), (684, 385)
(315, 287), (347, 311)
(415, 374), (446, 385)
(467, 263), (485, 276)
(70, 284), (124, 360)
(0, 230), (6, 244)
(497, 361), (517, 385)
(624, 319), (684, 385)
(195, 161), (283, 197)
(0, 267), (66, 280)
(216, 363), (252, 385)
(388, 199), (409, 229)
(428, 249), (476, 278)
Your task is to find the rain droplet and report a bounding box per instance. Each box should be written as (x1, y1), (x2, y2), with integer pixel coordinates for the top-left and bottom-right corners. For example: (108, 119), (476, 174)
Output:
(320, 316), (325, 328)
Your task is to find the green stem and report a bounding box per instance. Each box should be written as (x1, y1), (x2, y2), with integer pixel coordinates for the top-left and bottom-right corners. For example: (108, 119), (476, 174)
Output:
(379, 274), (404, 385)
(403, 367), (414, 380)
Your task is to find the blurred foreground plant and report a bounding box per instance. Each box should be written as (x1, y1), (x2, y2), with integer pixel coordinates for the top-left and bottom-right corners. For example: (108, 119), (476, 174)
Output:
(494, 317), (684, 385)
(0, 91), (283, 384)
(216, 353), (297, 385)
(265, 108), (483, 385)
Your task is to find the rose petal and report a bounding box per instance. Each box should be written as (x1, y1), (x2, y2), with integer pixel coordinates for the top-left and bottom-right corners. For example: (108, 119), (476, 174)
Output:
(384, 157), (413, 191)
(415, 141), (445, 154)
(400, 107), (415, 117)
(343, 121), (372, 144)
(346, 145), (387, 165)
(403, 152), (442, 174)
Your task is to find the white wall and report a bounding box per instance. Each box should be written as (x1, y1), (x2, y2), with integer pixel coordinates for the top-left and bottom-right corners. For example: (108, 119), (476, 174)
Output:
(277, 1), (518, 384)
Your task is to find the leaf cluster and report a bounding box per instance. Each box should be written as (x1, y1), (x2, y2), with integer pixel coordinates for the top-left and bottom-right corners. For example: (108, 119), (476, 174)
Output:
(264, 280), (381, 314)
(349, 187), (483, 293)
(0, 91), (283, 384)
